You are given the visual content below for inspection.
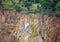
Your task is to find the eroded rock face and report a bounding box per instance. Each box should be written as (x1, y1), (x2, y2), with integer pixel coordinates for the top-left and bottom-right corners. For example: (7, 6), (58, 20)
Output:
(13, 14), (44, 42)
(0, 10), (60, 42)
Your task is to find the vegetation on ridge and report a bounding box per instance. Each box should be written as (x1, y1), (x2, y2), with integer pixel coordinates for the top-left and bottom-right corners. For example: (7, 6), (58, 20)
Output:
(0, 0), (60, 15)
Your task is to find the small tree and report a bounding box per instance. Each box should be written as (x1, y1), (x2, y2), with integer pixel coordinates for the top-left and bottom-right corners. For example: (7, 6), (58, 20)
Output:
(13, 4), (22, 12)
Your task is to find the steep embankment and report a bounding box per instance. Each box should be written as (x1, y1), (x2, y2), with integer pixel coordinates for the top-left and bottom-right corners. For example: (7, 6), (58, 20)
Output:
(0, 9), (60, 42)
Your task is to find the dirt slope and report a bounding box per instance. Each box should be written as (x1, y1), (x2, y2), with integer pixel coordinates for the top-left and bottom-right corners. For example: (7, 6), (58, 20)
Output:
(0, 9), (60, 42)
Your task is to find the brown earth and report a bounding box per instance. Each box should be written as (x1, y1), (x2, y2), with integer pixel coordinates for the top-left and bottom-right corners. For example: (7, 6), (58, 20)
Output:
(0, 9), (60, 42)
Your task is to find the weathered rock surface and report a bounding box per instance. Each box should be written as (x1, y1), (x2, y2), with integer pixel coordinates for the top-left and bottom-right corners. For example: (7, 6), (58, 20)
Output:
(0, 9), (60, 42)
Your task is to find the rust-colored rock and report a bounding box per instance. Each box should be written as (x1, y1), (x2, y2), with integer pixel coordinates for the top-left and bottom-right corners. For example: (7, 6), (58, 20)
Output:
(0, 9), (60, 42)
